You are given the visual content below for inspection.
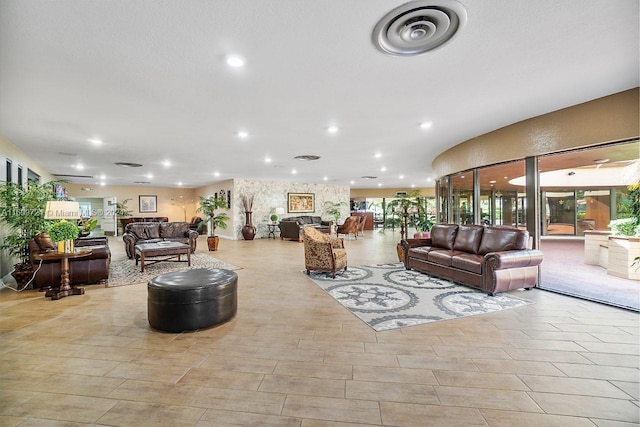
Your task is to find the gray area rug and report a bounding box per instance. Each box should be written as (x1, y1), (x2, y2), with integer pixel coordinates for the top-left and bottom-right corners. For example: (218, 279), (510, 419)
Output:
(305, 263), (533, 331)
(108, 253), (241, 287)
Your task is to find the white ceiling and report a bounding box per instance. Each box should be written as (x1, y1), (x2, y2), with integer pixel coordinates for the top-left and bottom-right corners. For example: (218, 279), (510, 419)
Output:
(1, 0), (638, 189)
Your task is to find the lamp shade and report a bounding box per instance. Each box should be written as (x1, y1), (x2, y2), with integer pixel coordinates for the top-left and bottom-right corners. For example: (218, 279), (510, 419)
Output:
(276, 207), (285, 215)
(44, 201), (81, 220)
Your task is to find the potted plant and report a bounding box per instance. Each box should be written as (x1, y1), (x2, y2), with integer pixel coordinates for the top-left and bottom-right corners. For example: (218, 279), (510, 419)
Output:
(48, 220), (80, 253)
(115, 198), (132, 236)
(78, 216), (98, 237)
(413, 212), (434, 238)
(324, 201), (348, 226)
(0, 180), (58, 285)
(197, 195), (229, 251)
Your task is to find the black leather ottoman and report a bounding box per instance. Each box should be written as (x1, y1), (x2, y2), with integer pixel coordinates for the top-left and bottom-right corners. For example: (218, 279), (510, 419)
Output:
(147, 268), (237, 332)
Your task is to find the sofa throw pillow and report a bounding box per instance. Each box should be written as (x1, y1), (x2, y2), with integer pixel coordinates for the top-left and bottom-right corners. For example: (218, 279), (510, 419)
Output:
(430, 224), (459, 250)
(35, 232), (56, 250)
(160, 222), (189, 238)
(478, 227), (528, 255)
(453, 225), (484, 254)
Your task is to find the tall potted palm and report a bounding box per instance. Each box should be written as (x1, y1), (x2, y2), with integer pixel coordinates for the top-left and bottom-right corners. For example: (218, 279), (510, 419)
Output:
(0, 180), (58, 285)
(197, 195), (229, 251)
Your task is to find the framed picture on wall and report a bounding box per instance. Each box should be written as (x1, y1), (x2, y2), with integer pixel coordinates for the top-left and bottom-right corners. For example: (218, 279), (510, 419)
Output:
(288, 193), (315, 213)
(139, 195), (157, 213)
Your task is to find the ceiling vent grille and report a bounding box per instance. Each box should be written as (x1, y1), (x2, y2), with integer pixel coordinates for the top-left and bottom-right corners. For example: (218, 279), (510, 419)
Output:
(53, 174), (93, 179)
(372, 0), (467, 56)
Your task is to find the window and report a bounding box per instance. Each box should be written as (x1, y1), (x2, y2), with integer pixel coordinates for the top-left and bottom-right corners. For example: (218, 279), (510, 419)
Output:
(17, 165), (23, 187)
(5, 159), (12, 182)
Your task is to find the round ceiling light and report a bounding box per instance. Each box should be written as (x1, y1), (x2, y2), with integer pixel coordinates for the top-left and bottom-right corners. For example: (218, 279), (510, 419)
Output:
(294, 155), (321, 161)
(372, 0), (467, 56)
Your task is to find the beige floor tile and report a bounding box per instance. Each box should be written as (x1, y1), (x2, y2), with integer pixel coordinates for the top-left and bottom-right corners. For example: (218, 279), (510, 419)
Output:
(259, 374), (345, 398)
(106, 379), (201, 406)
(70, 345), (143, 362)
(346, 380), (438, 404)
(5, 393), (117, 423)
(22, 373), (124, 397)
(282, 395), (381, 424)
(431, 344), (511, 359)
(579, 352), (640, 368)
(105, 362), (189, 383)
(273, 361), (353, 380)
(480, 409), (600, 427)
(380, 401), (486, 427)
(352, 365), (438, 385)
(301, 420), (380, 427)
(529, 392), (640, 423)
(190, 387), (286, 415)
(323, 351), (399, 367)
(178, 367), (263, 390)
(473, 359), (566, 376)
(132, 348), (209, 367)
(198, 354), (278, 374)
(434, 370), (528, 390)
(363, 342), (435, 355)
(37, 356), (120, 377)
(98, 400), (205, 426)
(611, 381), (640, 400)
(503, 347), (593, 363)
(520, 374), (634, 398)
(197, 409), (301, 427)
(577, 342), (640, 355)
(553, 362), (639, 382)
(299, 339), (365, 353)
(434, 385), (542, 412)
(397, 354), (479, 371)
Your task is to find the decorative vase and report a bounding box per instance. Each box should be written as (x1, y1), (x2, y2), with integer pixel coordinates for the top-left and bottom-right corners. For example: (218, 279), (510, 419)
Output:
(207, 235), (219, 251)
(396, 243), (405, 263)
(242, 211), (256, 240)
(57, 239), (74, 253)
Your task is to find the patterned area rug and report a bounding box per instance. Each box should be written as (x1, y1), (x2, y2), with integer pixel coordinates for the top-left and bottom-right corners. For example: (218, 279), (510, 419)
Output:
(305, 263), (533, 331)
(108, 254), (241, 287)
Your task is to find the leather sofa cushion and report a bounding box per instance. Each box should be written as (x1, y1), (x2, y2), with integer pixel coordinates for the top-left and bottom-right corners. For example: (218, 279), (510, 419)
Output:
(160, 222), (189, 238)
(452, 253), (483, 274)
(129, 223), (160, 239)
(428, 249), (456, 266)
(478, 227), (529, 255)
(430, 224), (459, 250)
(453, 225), (484, 254)
(35, 232), (56, 250)
(408, 246), (432, 261)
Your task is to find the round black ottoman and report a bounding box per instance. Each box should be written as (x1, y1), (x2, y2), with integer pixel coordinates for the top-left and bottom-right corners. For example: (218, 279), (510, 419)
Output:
(147, 268), (237, 332)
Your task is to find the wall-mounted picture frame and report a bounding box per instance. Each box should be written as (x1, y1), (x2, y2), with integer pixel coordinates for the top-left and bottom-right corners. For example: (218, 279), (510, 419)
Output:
(288, 193), (315, 213)
(139, 195), (157, 213)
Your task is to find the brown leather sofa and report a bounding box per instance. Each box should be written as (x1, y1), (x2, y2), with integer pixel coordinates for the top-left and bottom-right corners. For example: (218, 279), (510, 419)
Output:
(123, 221), (198, 259)
(28, 233), (111, 289)
(401, 224), (543, 295)
(279, 216), (332, 241)
(120, 217), (169, 229)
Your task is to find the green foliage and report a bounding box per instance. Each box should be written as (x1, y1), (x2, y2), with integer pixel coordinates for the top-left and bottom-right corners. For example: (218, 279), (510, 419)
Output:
(0, 180), (58, 265)
(324, 201), (348, 224)
(115, 198), (132, 217)
(48, 220), (80, 242)
(608, 217), (640, 237)
(79, 216), (98, 233)
(270, 214), (279, 222)
(197, 196), (229, 237)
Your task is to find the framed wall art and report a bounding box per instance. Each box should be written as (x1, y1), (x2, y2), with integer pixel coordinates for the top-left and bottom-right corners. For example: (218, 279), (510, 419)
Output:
(139, 195), (157, 213)
(287, 193), (315, 213)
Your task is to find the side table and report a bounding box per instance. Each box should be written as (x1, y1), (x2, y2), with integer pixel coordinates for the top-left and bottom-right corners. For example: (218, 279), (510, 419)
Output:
(267, 223), (279, 239)
(32, 249), (93, 300)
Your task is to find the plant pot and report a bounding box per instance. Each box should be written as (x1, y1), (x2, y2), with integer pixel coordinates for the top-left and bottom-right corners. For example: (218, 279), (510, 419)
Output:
(242, 211), (256, 240)
(11, 264), (34, 287)
(207, 236), (219, 251)
(397, 243), (405, 263)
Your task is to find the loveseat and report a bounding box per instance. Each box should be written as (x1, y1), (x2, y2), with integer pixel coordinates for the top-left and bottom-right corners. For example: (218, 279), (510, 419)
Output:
(28, 233), (111, 289)
(279, 216), (332, 241)
(401, 224), (543, 295)
(123, 221), (198, 259)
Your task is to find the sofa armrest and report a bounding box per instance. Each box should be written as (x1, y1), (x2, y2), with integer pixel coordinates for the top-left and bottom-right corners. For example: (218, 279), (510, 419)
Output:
(401, 238), (432, 250)
(484, 249), (544, 269)
(122, 232), (138, 259)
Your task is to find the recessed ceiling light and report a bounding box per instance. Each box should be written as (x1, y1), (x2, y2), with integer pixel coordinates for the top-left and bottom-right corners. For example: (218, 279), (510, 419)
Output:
(489, 180), (496, 184)
(381, 166), (387, 172)
(237, 130), (249, 139)
(162, 160), (171, 167)
(99, 174), (106, 180)
(461, 175), (465, 179)
(374, 153), (382, 159)
(350, 180), (355, 185)
(177, 182), (183, 186)
(226, 55), (245, 67)
(593, 158), (610, 164)
(214, 172), (220, 177)
(75, 164), (85, 170)
(378, 183), (382, 187)
(323, 176), (328, 181)
(427, 177), (433, 182)
(399, 174), (404, 179)
(420, 122), (432, 129)
(264, 157), (272, 163)
(100, 181), (105, 186)
(292, 169), (297, 174)
(411, 184), (415, 188)
(146, 173), (153, 179)
(88, 138), (102, 145)
(327, 125), (339, 134)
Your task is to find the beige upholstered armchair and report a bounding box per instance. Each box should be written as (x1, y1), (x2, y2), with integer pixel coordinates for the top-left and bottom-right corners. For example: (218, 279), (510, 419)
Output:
(302, 226), (347, 278)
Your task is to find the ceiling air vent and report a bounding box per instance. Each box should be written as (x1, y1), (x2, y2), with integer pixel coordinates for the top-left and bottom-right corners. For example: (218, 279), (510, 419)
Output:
(134, 181), (151, 184)
(294, 155), (321, 161)
(53, 174), (93, 179)
(115, 162), (143, 168)
(372, 0), (467, 56)
(361, 176), (378, 180)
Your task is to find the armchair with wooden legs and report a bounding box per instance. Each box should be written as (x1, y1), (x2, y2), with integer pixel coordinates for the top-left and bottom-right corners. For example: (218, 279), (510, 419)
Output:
(336, 215), (359, 240)
(302, 226), (348, 278)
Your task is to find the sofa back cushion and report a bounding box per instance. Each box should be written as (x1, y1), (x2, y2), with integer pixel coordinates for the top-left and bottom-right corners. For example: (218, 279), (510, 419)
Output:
(430, 224), (459, 250)
(127, 223), (160, 239)
(160, 222), (189, 238)
(453, 225), (484, 254)
(478, 227), (529, 255)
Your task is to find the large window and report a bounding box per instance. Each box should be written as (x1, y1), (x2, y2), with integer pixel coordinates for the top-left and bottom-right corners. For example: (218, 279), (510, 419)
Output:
(451, 171), (473, 224)
(477, 160), (525, 227)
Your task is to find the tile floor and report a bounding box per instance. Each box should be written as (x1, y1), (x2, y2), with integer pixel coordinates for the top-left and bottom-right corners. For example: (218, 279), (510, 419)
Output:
(0, 230), (638, 426)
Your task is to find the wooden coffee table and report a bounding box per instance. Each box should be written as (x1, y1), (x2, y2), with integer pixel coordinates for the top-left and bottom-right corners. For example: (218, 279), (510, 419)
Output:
(134, 242), (191, 273)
